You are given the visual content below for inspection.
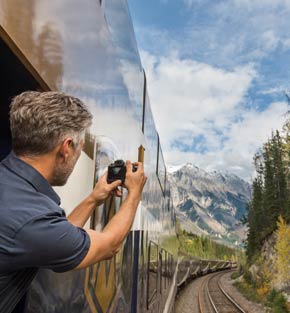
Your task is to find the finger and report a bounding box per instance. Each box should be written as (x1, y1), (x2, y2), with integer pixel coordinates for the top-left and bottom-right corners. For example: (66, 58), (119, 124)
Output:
(132, 161), (142, 166)
(109, 179), (122, 189)
(132, 161), (143, 172)
(115, 189), (122, 197)
(137, 162), (144, 173)
(126, 160), (132, 173)
(102, 172), (108, 181)
(97, 172), (107, 183)
(143, 176), (148, 188)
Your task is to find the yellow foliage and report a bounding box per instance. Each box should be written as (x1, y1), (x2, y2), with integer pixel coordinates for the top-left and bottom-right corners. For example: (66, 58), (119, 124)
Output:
(274, 216), (290, 287)
(252, 255), (272, 293)
(257, 285), (270, 297)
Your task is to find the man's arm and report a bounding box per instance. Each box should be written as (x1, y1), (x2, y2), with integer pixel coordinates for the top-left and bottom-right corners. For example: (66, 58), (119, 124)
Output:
(67, 173), (122, 228)
(75, 161), (146, 269)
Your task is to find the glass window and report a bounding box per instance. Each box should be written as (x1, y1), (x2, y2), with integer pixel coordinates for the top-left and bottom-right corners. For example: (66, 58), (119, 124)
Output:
(157, 141), (166, 195)
(142, 70), (147, 133)
(161, 249), (168, 290)
(121, 232), (133, 307)
(147, 241), (158, 308)
(143, 91), (158, 167)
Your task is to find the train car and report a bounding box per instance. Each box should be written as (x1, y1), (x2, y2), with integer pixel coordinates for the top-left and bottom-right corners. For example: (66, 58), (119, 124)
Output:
(0, 1), (179, 312)
(0, 1), (232, 313)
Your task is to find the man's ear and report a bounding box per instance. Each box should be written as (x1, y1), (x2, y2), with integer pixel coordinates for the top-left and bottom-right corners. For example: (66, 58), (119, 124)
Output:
(58, 138), (73, 161)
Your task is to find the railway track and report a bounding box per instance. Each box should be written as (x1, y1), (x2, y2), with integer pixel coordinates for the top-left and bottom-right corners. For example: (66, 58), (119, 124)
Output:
(198, 271), (247, 313)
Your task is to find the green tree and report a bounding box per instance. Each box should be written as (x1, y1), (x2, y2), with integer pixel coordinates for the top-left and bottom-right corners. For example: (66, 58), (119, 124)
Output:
(246, 129), (290, 262)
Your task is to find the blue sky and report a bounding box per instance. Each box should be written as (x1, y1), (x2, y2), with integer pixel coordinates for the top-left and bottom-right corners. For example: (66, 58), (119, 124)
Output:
(128, 0), (290, 180)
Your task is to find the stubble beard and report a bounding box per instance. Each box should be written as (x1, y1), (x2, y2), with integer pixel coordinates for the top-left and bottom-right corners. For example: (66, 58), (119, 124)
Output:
(51, 152), (80, 186)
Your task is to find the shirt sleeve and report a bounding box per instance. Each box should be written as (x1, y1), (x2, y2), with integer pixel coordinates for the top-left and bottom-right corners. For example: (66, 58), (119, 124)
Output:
(12, 212), (91, 273)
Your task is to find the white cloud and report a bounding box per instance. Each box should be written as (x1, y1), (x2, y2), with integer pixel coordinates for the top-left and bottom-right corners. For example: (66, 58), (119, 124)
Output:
(261, 86), (287, 95)
(231, 0), (290, 9)
(142, 51), (255, 142)
(153, 0), (290, 70)
(141, 51), (288, 181)
(132, 0), (290, 181)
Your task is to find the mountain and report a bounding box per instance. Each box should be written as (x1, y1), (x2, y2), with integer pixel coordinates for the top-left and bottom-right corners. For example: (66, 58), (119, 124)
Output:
(168, 163), (252, 246)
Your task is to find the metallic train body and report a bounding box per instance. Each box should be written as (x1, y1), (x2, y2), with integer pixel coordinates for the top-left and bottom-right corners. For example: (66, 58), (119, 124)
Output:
(0, 1), (231, 312)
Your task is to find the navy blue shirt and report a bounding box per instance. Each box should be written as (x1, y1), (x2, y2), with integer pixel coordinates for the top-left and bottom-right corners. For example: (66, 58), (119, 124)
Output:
(0, 152), (90, 313)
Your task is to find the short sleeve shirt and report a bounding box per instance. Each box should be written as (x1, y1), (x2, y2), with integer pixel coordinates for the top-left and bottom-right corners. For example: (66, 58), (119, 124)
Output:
(0, 152), (90, 313)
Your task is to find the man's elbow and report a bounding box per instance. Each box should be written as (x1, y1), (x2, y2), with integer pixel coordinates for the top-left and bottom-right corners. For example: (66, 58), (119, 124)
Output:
(100, 244), (121, 261)
(97, 233), (122, 260)
(82, 229), (123, 266)
(108, 242), (122, 258)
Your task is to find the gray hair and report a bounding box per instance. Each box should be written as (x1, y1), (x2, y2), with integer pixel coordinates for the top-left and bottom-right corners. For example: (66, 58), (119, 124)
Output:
(10, 91), (93, 156)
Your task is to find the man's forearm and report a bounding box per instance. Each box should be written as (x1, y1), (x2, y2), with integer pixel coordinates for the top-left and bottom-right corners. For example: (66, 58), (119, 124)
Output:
(102, 192), (141, 252)
(68, 195), (101, 227)
(75, 192), (141, 268)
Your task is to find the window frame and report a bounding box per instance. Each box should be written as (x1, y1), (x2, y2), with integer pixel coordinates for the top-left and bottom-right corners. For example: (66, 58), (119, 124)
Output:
(146, 241), (159, 309)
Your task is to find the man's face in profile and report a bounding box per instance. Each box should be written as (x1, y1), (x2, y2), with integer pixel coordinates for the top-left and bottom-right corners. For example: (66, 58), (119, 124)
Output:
(51, 139), (84, 186)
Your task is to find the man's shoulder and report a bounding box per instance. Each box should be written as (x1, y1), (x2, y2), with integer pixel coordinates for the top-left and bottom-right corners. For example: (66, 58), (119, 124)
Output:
(0, 169), (64, 237)
(0, 161), (31, 191)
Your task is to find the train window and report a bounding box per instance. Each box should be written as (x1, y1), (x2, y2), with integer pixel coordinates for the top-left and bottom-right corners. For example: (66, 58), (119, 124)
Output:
(0, 34), (44, 161)
(147, 241), (158, 309)
(121, 232), (133, 307)
(165, 176), (171, 200)
(143, 89), (159, 174)
(139, 231), (145, 309)
(171, 202), (175, 227)
(167, 252), (171, 286)
(161, 249), (168, 291)
(159, 251), (162, 294)
(142, 70), (147, 133)
(169, 254), (174, 279)
(157, 138), (166, 196)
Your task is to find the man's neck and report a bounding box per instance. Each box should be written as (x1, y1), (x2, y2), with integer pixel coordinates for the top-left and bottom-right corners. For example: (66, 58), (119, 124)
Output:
(18, 153), (55, 184)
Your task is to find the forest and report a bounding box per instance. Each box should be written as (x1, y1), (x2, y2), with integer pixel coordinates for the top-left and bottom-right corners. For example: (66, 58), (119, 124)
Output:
(246, 115), (290, 263)
(178, 227), (240, 261)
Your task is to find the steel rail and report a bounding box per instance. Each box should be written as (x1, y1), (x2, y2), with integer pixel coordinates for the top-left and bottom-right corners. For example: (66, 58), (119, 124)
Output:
(217, 276), (246, 313)
(206, 271), (247, 313)
(198, 271), (247, 313)
(198, 274), (212, 313)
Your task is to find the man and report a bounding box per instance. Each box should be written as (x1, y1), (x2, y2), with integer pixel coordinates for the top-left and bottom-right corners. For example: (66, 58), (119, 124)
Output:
(0, 91), (147, 313)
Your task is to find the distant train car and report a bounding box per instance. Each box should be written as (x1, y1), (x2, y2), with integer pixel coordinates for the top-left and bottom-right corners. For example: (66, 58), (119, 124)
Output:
(0, 1), (231, 313)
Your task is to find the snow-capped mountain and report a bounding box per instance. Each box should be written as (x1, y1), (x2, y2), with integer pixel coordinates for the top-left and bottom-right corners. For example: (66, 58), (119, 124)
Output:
(168, 163), (251, 246)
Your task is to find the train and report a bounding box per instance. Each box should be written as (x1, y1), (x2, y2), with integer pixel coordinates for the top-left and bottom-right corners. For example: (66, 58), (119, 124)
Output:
(0, 0), (232, 312)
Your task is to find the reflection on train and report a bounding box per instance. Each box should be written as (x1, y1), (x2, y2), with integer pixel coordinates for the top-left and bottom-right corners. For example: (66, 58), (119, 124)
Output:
(0, 0), (233, 312)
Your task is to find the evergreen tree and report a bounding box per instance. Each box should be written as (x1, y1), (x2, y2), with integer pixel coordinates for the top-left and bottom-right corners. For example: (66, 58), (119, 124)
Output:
(262, 141), (276, 235)
(246, 118), (290, 263)
(282, 120), (290, 220)
(246, 176), (263, 262)
(271, 131), (287, 216)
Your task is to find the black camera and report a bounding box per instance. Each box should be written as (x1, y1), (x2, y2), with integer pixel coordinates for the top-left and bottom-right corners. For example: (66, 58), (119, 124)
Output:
(107, 159), (137, 184)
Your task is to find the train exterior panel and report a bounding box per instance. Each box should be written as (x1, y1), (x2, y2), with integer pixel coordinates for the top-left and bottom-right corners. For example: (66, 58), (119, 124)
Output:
(0, 1), (232, 313)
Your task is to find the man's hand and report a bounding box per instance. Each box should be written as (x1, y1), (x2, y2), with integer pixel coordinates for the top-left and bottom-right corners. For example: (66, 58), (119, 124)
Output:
(75, 161), (147, 269)
(124, 161), (147, 198)
(90, 173), (122, 206)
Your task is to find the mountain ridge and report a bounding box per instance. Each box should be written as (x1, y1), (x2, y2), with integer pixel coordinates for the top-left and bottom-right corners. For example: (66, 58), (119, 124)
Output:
(168, 163), (251, 246)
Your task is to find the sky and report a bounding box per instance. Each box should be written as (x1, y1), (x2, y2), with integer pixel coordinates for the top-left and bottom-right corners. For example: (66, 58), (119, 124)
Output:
(127, 0), (290, 181)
